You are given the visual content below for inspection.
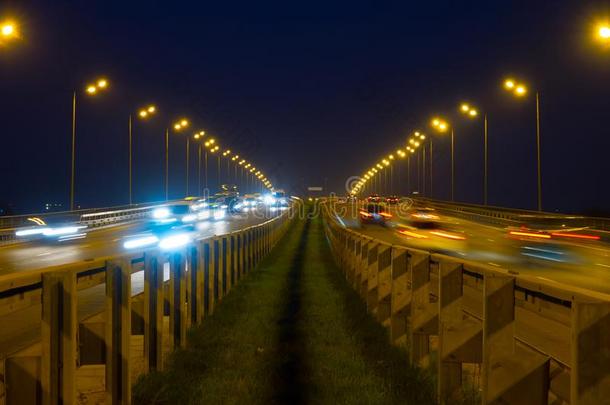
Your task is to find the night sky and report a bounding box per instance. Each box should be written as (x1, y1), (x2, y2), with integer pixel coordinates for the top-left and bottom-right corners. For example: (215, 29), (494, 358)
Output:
(1, 1), (610, 214)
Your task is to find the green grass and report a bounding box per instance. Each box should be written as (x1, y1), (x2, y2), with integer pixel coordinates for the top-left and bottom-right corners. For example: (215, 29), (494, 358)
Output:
(133, 204), (435, 404)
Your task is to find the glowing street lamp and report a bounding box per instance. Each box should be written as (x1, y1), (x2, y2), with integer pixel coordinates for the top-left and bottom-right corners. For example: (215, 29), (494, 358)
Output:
(128, 104), (158, 204)
(430, 117), (453, 200)
(459, 102), (488, 204)
(70, 77), (110, 210)
(1, 22), (15, 37)
(502, 77), (542, 210)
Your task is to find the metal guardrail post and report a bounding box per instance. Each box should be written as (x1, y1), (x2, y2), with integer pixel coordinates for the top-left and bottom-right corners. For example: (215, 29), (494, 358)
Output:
(143, 252), (164, 372)
(168, 251), (187, 349)
(105, 258), (132, 404)
(41, 270), (77, 405)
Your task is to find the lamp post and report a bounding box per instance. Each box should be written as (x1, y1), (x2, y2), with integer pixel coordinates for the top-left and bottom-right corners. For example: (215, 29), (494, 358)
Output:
(430, 117), (451, 200)
(171, 118), (189, 198)
(193, 131), (205, 196)
(70, 77), (109, 210)
(129, 105), (157, 205)
(459, 103), (487, 204)
(503, 78), (542, 211)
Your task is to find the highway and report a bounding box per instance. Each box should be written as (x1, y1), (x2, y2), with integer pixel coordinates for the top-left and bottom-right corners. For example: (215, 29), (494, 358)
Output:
(0, 206), (280, 274)
(0, 205), (283, 359)
(332, 201), (610, 295)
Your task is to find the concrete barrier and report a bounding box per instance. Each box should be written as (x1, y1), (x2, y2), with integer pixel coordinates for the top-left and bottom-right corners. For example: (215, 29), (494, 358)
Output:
(0, 203), (297, 405)
(322, 204), (610, 404)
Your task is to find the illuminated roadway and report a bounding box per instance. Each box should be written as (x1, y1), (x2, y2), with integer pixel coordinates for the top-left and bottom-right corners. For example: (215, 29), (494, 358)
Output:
(332, 202), (610, 295)
(0, 206), (283, 358)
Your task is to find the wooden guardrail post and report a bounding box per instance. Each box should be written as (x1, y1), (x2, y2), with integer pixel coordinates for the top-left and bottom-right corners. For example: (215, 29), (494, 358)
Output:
(482, 273), (549, 404)
(247, 229), (254, 272)
(571, 299), (610, 404)
(168, 251), (187, 349)
(105, 259), (132, 404)
(187, 245), (202, 325)
(409, 252), (437, 366)
(213, 238), (223, 301)
(203, 240), (214, 315)
(41, 270), (77, 405)
(437, 259), (482, 403)
(236, 232), (244, 281)
(390, 246), (410, 346)
(366, 243), (380, 314)
(143, 252), (164, 372)
(348, 235), (359, 285)
(376, 245), (392, 328)
(357, 239), (368, 293)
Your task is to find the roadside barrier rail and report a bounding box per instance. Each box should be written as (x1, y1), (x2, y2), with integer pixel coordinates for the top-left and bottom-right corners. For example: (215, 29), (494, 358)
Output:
(415, 197), (610, 231)
(322, 203), (610, 404)
(0, 202), (298, 404)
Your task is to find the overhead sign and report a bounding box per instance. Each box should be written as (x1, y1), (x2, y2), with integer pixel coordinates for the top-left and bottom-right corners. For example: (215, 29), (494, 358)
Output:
(308, 187), (323, 191)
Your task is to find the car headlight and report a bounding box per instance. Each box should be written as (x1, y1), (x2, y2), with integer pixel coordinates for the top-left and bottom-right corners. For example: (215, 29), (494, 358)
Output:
(159, 233), (191, 250)
(182, 214), (197, 223)
(152, 207), (171, 219)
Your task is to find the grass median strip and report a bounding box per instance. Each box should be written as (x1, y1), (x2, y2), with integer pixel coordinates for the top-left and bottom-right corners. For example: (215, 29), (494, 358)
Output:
(133, 204), (435, 404)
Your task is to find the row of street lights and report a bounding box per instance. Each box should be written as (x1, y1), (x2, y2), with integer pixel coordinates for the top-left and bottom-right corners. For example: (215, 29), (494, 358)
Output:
(352, 76), (545, 210)
(49, 74), (275, 209)
(350, 20), (610, 206)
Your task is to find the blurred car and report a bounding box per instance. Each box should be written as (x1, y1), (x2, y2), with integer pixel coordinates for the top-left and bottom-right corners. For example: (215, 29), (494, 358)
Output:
(151, 202), (196, 225)
(408, 209), (440, 229)
(385, 195), (399, 205)
(192, 197), (229, 220)
(367, 194), (381, 203)
(359, 203), (392, 225)
(243, 194), (259, 208)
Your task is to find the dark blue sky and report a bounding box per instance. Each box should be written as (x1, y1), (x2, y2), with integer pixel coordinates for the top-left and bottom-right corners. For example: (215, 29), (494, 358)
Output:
(1, 1), (610, 214)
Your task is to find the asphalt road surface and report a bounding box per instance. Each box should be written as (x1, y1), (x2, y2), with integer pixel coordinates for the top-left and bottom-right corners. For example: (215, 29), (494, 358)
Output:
(332, 202), (610, 295)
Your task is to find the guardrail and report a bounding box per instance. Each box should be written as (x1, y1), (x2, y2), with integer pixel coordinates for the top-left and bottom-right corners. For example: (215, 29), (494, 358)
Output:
(0, 202), (298, 404)
(415, 197), (610, 231)
(322, 203), (610, 404)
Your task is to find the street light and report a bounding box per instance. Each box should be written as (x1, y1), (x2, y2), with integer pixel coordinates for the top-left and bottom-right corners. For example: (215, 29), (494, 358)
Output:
(459, 102), (488, 205)
(502, 77), (542, 211)
(192, 131), (206, 195)
(430, 117), (454, 200)
(129, 104), (157, 204)
(1, 20), (19, 44)
(170, 118), (190, 198)
(70, 77), (109, 210)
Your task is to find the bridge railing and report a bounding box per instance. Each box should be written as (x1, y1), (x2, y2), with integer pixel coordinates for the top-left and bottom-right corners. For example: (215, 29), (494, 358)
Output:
(415, 197), (610, 231)
(322, 203), (610, 404)
(0, 202), (298, 404)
